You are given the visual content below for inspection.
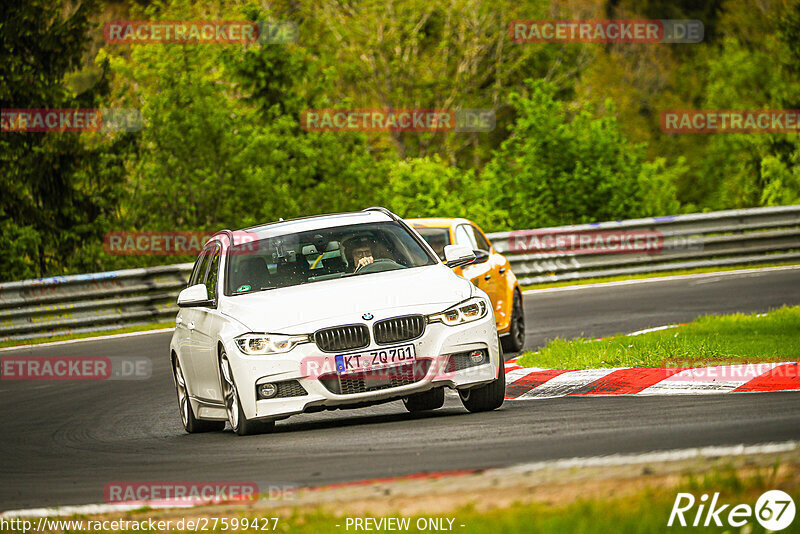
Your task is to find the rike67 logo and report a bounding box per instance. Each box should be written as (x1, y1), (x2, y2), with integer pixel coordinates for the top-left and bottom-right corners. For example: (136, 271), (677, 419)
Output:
(669, 490), (796, 530)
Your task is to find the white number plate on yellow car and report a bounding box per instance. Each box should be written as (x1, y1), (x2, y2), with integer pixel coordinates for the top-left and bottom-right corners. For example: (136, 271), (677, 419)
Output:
(335, 344), (416, 374)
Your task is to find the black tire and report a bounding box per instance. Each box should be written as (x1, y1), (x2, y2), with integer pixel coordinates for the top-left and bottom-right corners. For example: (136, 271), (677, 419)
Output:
(219, 351), (275, 436)
(501, 289), (525, 353)
(173, 356), (224, 433)
(459, 353), (506, 413)
(403, 387), (445, 412)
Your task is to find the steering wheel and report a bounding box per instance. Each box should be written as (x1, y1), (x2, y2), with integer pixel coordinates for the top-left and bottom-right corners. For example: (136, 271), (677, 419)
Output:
(354, 258), (403, 274)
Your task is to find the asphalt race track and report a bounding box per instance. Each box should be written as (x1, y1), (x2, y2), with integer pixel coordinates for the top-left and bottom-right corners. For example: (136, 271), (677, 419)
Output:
(1, 268), (799, 511)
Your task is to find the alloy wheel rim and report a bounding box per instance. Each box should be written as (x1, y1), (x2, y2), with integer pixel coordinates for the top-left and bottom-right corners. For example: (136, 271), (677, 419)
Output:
(174, 359), (189, 427)
(220, 355), (239, 430)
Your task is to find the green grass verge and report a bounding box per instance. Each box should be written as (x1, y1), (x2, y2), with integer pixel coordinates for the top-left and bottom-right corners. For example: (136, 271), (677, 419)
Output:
(395, 467), (797, 534)
(521, 261), (799, 291)
(0, 321), (174, 349)
(269, 476), (799, 534)
(517, 305), (800, 369)
(30, 462), (794, 534)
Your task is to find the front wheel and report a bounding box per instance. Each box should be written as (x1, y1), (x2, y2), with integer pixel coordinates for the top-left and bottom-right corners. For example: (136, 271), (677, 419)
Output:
(501, 289), (525, 353)
(459, 359), (505, 413)
(219, 351), (275, 436)
(173, 356), (224, 433)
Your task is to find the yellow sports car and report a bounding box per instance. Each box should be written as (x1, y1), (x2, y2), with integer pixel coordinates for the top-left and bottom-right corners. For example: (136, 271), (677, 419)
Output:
(407, 218), (525, 353)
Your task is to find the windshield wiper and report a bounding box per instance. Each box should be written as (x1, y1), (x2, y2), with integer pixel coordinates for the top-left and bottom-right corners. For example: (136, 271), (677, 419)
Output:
(231, 286), (278, 295)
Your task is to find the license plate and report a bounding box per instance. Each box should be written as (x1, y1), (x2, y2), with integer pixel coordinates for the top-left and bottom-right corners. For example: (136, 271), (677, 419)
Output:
(335, 344), (416, 374)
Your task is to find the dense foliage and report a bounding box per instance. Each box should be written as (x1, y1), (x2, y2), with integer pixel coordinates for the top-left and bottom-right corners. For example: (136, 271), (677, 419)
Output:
(2, 0), (799, 280)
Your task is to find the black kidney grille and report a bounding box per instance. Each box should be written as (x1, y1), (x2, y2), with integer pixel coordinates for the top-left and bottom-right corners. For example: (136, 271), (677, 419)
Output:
(373, 315), (425, 345)
(314, 324), (370, 352)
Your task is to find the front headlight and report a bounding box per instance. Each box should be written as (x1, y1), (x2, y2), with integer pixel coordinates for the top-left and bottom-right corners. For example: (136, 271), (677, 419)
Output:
(235, 333), (309, 355)
(427, 297), (488, 326)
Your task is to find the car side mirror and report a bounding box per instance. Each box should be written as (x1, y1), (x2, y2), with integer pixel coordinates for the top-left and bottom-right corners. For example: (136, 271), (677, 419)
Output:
(444, 244), (477, 268)
(177, 284), (213, 308)
(472, 249), (490, 265)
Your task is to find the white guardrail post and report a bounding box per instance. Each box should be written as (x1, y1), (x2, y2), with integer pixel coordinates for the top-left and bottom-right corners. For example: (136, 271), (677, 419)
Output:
(0, 205), (798, 341)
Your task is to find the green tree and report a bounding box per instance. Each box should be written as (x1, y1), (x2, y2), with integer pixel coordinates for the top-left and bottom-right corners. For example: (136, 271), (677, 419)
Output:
(761, 154), (800, 206)
(294, 0), (588, 167)
(482, 80), (681, 230)
(696, 0), (800, 209)
(378, 156), (502, 229)
(101, 1), (385, 237)
(0, 0), (127, 280)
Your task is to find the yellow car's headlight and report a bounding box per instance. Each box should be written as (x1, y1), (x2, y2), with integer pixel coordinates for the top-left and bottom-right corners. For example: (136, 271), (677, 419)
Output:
(427, 297), (488, 326)
(235, 333), (309, 355)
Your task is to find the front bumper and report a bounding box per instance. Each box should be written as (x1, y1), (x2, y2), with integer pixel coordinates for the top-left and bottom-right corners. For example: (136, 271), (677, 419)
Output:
(224, 311), (500, 421)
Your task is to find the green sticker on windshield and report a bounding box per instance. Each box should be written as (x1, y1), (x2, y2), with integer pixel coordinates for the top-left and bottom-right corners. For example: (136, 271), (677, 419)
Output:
(237, 284), (251, 292)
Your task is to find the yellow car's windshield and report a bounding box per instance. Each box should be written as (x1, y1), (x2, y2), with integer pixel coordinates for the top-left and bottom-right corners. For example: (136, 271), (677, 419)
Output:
(414, 227), (452, 261)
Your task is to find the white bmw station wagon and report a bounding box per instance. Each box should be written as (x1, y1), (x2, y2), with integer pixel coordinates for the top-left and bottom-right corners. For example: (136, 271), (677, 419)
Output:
(170, 208), (504, 435)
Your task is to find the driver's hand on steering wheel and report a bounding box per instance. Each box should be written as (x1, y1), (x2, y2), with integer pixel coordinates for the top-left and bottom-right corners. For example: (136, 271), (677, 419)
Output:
(356, 255), (374, 270)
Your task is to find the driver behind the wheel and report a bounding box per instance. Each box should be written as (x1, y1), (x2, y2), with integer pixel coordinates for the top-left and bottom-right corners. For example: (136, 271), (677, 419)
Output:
(343, 237), (376, 272)
(352, 243), (374, 271)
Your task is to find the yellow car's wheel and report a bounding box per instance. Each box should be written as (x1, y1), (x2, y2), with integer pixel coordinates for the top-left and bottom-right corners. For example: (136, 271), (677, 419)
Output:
(501, 289), (525, 353)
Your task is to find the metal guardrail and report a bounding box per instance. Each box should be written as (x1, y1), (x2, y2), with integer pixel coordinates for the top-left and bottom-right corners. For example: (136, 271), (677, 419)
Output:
(1, 205), (798, 341)
(486, 205), (800, 286)
(0, 264), (192, 341)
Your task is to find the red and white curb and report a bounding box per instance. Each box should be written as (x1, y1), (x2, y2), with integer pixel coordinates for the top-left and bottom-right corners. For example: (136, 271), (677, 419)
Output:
(503, 319), (800, 399)
(502, 360), (800, 399)
(503, 360), (800, 399)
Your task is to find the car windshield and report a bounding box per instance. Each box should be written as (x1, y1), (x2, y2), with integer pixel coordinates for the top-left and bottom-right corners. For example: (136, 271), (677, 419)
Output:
(414, 227), (451, 261)
(225, 221), (436, 295)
